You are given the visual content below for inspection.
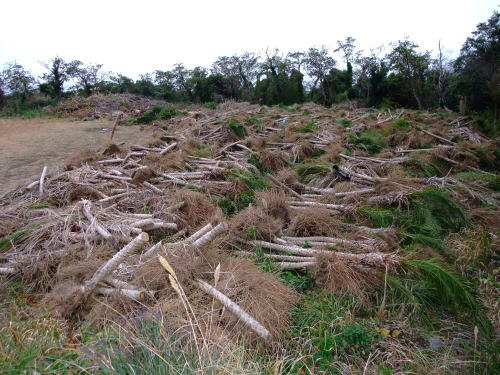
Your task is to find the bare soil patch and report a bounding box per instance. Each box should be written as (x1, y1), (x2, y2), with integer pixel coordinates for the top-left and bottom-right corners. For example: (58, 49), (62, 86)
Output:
(0, 118), (154, 195)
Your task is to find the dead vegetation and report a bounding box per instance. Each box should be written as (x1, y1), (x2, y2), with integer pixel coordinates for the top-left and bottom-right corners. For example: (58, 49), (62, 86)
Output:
(1, 101), (498, 374)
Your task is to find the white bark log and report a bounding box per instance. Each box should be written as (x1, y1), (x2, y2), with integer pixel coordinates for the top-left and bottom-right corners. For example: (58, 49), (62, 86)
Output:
(39, 166), (48, 195)
(186, 223), (213, 243)
(274, 261), (316, 269)
(196, 279), (272, 341)
(192, 222), (227, 249)
(249, 240), (397, 267)
(81, 200), (112, 240)
(288, 200), (352, 211)
(83, 232), (149, 294)
(142, 181), (163, 193)
(0, 267), (16, 274)
(95, 287), (145, 300)
(160, 142), (177, 155)
(98, 192), (129, 203)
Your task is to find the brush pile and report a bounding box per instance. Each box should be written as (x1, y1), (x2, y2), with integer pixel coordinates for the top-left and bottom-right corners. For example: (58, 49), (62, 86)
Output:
(1, 101), (498, 352)
(45, 93), (169, 120)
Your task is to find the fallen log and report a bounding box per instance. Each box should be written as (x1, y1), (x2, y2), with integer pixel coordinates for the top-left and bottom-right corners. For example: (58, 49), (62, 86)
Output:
(196, 279), (272, 341)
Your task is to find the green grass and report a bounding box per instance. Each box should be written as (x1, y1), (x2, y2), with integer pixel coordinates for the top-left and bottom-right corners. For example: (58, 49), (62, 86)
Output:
(0, 225), (35, 252)
(359, 187), (469, 258)
(228, 119), (248, 138)
(454, 171), (500, 191)
(295, 120), (317, 133)
(337, 118), (352, 128)
(294, 162), (331, 183)
(347, 129), (387, 155)
(134, 105), (180, 124)
(289, 291), (379, 373)
(202, 102), (217, 109)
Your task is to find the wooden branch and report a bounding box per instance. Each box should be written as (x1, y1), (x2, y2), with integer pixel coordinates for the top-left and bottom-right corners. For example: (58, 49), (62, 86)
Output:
(192, 222), (227, 249)
(196, 279), (272, 341)
(95, 287), (145, 300)
(39, 166), (48, 195)
(266, 173), (303, 200)
(418, 127), (456, 145)
(0, 267), (16, 274)
(160, 142), (177, 155)
(81, 200), (112, 240)
(274, 261), (316, 269)
(83, 232), (149, 295)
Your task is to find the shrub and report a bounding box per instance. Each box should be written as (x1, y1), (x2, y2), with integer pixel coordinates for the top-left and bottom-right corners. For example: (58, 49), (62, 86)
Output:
(347, 129), (387, 155)
(228, 119), (247, 138)
(134, 105), (180, 124)
(295, 120), (317, 133)
(202, 102), (217, 109)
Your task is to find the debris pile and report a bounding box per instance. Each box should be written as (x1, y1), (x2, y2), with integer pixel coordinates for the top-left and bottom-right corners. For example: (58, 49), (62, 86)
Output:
(1, 101), (498, 349)
(45, 93), (169, 120)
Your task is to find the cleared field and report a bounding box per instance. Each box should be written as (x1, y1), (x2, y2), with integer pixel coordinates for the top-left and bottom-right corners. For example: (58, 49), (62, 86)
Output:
(0, 118), (154, 195)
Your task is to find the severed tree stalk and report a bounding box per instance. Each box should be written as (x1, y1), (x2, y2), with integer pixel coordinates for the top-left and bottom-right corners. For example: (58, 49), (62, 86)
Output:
(95, 287), (145, 300)
(196, 279), (272, 342)
(274, 261), (316, 269)
(235, 250), (315, 262)
(287, 200), (353, 212)
(186, 223), (213, 243)
(39, 166), (48, 195)
(0, 267), (16, 274)
(142, 181), (163, 193)
(81, 200), (112, 240)
(192, 222), (227, 249)
(249, 240), (398, 267)
(82, 232), (149, 295)
(160, 142), (177, 155)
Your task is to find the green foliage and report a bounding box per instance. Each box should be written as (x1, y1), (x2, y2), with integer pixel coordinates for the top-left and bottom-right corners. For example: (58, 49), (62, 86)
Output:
(393, 118), (411, 129)
(291, 291), (378, 373)
(402, 156), (446, 177)
(202, 102), (217, 109)
(20, 109), (44, 119)
(294, 162), (331, 183)
(295, 120), (317, 133)
(228, 119), (248, 138)
(134, 105), (180, 124)
(360, 187), (468, 257)
(279, 270), (315, 292)
(347, 129), (387, 155)
(228, 168), (269, 190)
(389, 259), (490, 334)
(454, 171), (500, 191)
(0, 226), (35, 251)
(216, 190), (255, 216)
(337, 118), (352, 128)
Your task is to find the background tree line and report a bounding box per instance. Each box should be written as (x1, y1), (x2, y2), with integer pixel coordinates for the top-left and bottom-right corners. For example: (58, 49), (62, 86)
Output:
(0, 11), (498, 134)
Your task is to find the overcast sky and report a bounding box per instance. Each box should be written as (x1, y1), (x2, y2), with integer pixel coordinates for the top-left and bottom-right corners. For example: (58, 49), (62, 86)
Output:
(0, 0), (498, 78)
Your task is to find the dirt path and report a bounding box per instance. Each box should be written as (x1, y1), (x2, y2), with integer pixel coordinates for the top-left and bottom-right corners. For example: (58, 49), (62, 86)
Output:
(0, 118), (155, 195)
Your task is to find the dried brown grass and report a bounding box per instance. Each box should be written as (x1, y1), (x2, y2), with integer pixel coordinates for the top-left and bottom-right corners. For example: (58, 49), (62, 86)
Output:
(258, 150), (290, 171)
(131, 167), (155, 184)
(65, 149), (97, 170)
(175, 190), (218, 231)
(287, 207), (340, 237)
(255, 190), (291, 225)
(137, 247), (298, 344)
(229, 206), (282, 241)
(314, 253), (382, 297)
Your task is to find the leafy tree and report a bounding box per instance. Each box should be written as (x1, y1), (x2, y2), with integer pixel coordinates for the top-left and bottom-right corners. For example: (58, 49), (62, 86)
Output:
(40, 56), (75, 98)
(69, 61), (104, 96)
(388, 39), (431, 109)
(454, 11), (499, 133)
(305, 47), (336, 105)
(1, 62), (36, 103)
